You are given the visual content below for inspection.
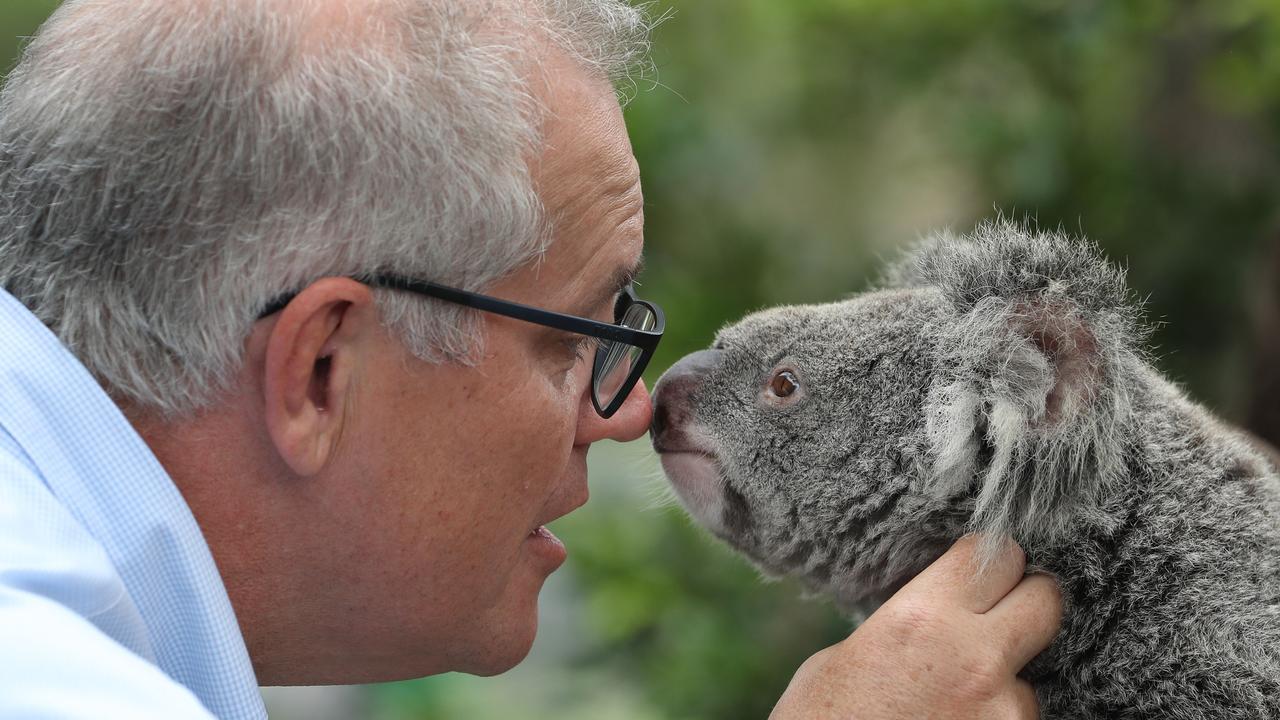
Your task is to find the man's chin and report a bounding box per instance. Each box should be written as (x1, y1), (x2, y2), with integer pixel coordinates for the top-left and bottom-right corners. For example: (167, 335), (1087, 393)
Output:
(349, 549), (554, 681)
(463, 644), (533, 677)
(361, 610), (539, 682)
(457, 563), (551, 676)
(456, 619), (538, 677)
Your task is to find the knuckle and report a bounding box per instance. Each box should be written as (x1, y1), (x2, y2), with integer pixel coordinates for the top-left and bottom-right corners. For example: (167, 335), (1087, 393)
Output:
(793, 645), (835, 680)
(877, 600), (943, 645)
(801, 646), (832, 669)
(951, 647), (1008, 703)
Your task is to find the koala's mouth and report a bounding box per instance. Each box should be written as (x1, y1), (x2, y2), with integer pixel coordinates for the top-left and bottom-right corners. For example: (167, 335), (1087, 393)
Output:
(654, 444), (733, 536)
(656, 447), (720, 493)
(649, 349), (744, 542)
(658, 448), (768, 563)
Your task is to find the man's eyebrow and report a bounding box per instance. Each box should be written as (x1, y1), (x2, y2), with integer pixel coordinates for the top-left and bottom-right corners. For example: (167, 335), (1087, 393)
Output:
(577, 256), (644, 318)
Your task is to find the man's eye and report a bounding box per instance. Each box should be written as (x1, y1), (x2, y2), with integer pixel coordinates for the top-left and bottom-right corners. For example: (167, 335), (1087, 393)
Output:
(564, 335), (599, 363)
(613, 292), (628, 322)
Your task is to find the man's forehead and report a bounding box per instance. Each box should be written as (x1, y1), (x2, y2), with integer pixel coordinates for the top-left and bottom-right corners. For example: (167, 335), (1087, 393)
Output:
(529, 41), (637, 190)
(534, 105), (639, 211)
(520, 47), (644, 314)
(546, 225), (643, 318)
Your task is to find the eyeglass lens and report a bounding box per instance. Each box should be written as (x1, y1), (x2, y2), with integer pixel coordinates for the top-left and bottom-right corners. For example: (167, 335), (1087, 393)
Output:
(593, 303), (658, 410)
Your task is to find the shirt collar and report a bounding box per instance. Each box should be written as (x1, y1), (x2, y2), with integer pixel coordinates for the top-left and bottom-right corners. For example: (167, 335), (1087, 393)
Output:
(0, 288), (266, 719)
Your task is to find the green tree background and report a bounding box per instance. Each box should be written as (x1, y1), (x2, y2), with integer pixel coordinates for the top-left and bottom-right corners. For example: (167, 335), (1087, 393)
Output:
(4, 1), (1278, 718)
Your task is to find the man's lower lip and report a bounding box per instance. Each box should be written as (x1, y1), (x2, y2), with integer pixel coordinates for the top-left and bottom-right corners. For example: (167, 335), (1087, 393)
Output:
(526, 525), (567, 568)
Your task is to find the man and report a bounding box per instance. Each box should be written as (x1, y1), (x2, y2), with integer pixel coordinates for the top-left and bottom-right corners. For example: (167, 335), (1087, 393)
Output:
(0, 0), (1060, 717)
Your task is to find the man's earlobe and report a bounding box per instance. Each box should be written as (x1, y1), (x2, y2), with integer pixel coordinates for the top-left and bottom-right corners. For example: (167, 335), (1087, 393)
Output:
(260, 279), (375, 477)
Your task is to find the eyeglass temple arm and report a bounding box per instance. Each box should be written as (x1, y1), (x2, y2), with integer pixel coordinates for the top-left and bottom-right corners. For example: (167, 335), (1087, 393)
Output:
(258, 273), (663, 349)
(371, 274), (662, 348)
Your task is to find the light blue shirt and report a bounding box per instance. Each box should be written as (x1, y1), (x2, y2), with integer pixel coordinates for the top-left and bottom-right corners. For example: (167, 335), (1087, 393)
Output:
(0, 287), (267, 719)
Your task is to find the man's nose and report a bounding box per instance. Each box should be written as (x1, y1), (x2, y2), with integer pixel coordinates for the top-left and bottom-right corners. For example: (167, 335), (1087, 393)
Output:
(650, 349), (723, 451)
(577, 376), (653, 445)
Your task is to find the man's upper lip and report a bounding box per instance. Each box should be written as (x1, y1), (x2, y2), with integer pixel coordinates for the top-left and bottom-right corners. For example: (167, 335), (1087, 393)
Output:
(534, 488), (590, 529)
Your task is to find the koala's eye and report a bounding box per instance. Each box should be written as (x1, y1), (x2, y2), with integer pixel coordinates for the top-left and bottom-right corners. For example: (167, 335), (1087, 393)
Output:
(770, 370), (799, 398)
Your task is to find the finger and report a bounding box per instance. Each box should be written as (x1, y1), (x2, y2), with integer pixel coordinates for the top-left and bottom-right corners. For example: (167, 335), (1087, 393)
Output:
(985, 572), (1063, 671)
(904, 534), (1028, 614)
(1007, 679), (1040, 720)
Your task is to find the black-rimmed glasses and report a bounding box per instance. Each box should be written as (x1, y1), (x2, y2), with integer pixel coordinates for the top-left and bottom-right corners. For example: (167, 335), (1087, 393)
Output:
(257, 273), (665, 418)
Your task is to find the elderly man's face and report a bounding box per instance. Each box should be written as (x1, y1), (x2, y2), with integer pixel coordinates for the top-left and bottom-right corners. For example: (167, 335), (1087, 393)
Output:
(299, 56), (651, 678)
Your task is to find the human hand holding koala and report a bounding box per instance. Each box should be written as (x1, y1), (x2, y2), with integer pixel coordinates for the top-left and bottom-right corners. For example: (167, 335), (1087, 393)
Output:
(770, 535), (1060, 720)
(652, 220), (1280, 718)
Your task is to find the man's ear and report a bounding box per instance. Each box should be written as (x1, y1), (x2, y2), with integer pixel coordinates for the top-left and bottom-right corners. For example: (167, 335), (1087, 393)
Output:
(260, 278), (378, 477)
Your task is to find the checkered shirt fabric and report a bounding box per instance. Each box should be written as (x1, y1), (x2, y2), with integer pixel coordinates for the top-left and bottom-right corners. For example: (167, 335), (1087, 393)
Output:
(0, 288), (267, 719)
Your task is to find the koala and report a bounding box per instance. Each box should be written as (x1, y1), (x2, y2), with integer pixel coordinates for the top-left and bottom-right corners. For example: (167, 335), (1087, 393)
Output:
(650, 220), (1280, 719)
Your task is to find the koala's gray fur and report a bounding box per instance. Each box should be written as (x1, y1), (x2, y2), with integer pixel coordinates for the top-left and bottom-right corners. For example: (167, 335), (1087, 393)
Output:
(656, 219), (1280, 718)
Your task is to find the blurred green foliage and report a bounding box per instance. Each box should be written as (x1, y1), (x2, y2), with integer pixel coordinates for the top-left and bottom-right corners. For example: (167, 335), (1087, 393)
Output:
(632, 0), (1280, 414)
(0, 1), (56, 72)
(4, 1), (1278, 718)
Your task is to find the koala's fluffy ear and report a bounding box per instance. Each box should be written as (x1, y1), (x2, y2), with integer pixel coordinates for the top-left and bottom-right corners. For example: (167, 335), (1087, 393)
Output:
(897, 219), (1146, 548)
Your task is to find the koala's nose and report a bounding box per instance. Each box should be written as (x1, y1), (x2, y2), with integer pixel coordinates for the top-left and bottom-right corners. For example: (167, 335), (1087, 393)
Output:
(651, 349), (724, 451)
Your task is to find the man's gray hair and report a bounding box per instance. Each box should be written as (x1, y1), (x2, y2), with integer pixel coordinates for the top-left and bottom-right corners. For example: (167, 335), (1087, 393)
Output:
(0, 0), (655, 415)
